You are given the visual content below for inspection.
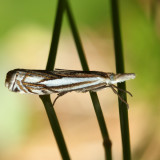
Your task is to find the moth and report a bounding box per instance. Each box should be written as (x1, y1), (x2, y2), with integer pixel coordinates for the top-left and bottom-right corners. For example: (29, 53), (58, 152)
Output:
(5, 69), (135, 107)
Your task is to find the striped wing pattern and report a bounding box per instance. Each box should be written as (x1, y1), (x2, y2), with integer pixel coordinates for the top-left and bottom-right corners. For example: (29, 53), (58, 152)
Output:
(6, 69), (109, 95)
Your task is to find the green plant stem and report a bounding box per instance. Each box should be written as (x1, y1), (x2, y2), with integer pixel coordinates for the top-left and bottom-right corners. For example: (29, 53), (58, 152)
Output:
(40, 0), (70, 159)
(40, 95), (70, 160)
(65, 1), (112, 159)
(90, 93), (112, 160)
(110, 0), (131, 160)
(46, 0), (64, 70)
(65, 0), (89, 71)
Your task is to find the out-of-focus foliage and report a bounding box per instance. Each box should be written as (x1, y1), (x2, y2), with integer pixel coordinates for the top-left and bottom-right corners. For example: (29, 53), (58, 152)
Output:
(120, 0), (160, 106)
(0, 0), (110, 37)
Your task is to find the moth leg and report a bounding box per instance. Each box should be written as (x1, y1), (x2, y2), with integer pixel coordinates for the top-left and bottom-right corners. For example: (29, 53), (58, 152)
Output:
(52, 92), (68, 107)
(91, 85), (107, 92)
(80, 83), (107, 93)
(111, 84), (133, 97)
(110, 85), (129, 109)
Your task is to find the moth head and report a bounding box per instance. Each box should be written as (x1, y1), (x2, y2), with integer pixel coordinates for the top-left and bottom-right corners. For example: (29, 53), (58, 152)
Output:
(107, 73), (136, 84)
(5, 69), (21, 93)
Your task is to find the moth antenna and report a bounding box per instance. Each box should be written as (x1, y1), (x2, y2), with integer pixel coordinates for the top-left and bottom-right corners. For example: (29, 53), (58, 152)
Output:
(52, 92), (68, 107)
(111, 84), (133, 97)
(110, 85), (129, 109)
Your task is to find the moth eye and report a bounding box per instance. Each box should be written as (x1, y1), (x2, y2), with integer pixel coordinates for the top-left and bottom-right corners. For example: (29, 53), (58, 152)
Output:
(109, 74), (115, 81)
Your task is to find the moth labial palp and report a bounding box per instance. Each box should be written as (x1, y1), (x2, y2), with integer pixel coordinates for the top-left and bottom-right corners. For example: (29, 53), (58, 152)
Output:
(5, 69), (136, 107)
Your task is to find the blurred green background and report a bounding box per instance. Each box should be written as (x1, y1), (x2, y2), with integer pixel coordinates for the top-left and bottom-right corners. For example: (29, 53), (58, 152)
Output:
(1, 0), (160, 160)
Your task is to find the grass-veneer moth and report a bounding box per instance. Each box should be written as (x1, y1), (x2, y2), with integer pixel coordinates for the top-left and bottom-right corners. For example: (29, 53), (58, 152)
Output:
(5, 69), (136, 108)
